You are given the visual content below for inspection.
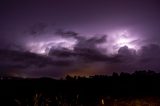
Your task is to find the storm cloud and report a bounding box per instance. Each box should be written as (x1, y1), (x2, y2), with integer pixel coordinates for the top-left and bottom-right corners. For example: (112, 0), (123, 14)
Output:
(0, 0), (160, 78)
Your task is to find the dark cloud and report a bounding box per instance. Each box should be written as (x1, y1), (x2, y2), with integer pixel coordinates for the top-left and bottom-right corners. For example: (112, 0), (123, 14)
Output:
(51, 30), (109, 62)
(1, 43), (160, 78)
(117, 46), (137, 63)
(29, 22), (48, 35)
(55, 29), (79, 38)
(139, 44), (160, 58)
(49, 47), (75, 57)
(86, 35), (106, 44)
(136, 44), (160, 69)
(0, 49), (75, 77)
(112, 44), (160, 73)
(118, 46), (136, 56)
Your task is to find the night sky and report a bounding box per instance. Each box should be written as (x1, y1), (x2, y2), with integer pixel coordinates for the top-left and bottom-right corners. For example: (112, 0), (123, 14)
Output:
(0, 0), (160, 78)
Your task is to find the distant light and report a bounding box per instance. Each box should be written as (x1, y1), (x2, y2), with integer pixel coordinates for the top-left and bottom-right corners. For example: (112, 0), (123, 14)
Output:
(101, 99), (104, 105)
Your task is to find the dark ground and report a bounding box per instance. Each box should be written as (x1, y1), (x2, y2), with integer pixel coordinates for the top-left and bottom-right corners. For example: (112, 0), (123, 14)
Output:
(0, 70), (160, 106)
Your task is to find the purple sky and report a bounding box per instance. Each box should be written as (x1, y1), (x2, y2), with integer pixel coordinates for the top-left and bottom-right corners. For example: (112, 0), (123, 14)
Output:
(0, 0), (160, 78)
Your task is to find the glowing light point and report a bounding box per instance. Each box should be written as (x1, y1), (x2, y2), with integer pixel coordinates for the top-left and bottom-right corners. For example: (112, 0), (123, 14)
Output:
(101, 99), (104, 105)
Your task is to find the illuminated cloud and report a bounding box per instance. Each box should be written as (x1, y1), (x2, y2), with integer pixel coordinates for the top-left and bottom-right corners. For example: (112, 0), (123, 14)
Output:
(26, 37), (77, 55)
(97, 29), (140, 55)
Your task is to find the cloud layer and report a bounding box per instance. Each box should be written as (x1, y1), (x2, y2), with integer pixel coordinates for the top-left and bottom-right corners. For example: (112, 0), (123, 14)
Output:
(1, 29), (160, 78)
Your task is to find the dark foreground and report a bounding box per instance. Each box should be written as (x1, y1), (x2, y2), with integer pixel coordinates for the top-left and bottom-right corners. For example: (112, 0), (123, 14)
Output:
(1, 71), (160, 106)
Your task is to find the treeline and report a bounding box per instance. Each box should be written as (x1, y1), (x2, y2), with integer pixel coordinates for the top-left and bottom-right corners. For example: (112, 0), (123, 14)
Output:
(0, 70), (159, 81)
(0, 70), (160, 105)
(0, 70), (159, 96)
(62, 70), (160, 96)
(65, 70), (159, 80)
